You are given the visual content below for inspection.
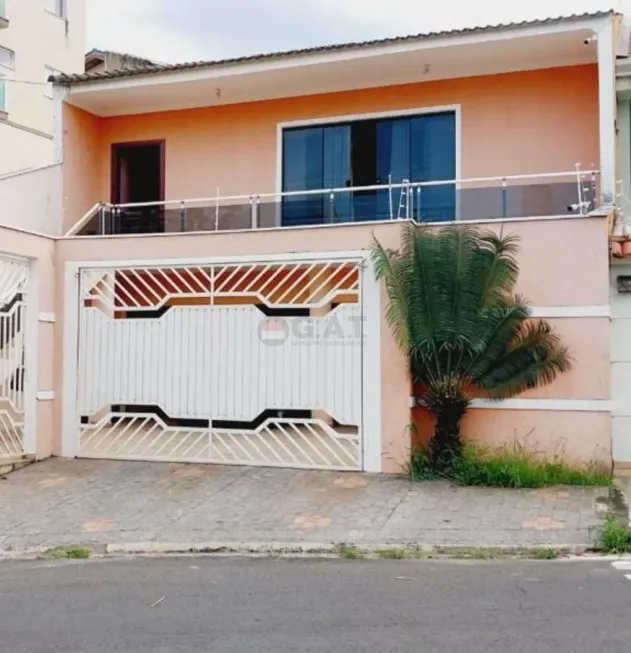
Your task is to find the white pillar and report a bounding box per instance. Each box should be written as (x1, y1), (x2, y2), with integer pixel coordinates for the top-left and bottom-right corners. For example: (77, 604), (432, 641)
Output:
(598, 19), (617, 207)
(22, 259), (39, 457)
(52, 86), (68, 165)
(617, 98), (631, 230)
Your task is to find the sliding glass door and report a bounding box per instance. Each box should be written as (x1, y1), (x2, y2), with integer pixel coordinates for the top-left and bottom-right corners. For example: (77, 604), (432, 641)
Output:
(281, 111), (456, 226)
(282, 125), (352, 226)
(410, 112), (456, 221)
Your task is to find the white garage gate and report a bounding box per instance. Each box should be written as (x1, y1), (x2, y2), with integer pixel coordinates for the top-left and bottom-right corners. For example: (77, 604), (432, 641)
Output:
(72, 256), (374, 471)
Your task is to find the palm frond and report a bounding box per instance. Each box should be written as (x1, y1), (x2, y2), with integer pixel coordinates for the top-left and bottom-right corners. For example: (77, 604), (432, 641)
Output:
(476, 320), (572, 399)
(372, 225), (571, 407)
(371, 238), (410, 352)
(476, 229), (521, 304)
(466, 297), (532, 382)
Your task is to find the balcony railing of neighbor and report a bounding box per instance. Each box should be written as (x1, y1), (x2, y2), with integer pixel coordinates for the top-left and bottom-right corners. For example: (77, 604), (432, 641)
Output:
(68, 170), (600, 237)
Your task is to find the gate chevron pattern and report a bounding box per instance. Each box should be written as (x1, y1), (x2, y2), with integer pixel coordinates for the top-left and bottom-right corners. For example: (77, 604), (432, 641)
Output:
(0, 255), (29, 459)
(77, 259), (365, 471)
(79, 414), (360, 470)
(81, 260), (359, 312)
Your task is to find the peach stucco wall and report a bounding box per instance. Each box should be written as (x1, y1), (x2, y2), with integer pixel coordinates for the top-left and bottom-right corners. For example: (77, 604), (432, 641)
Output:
(412, 409), (611, 466)
(0, 225), (56, 459)
(52, 215), (611, 471)
(62, 104), (102, 229)
(61, 64), (599, 232)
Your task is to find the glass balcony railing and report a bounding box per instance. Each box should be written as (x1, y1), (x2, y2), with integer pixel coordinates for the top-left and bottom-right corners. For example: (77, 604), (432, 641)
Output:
(0, 0), (7, 20)
(70, 170), (600, 237)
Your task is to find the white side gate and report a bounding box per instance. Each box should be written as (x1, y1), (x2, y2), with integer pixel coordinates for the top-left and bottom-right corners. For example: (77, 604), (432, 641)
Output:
(0, 254), (29, 459)
(612, 264), (631, 465)
(75, 257), (367, 470)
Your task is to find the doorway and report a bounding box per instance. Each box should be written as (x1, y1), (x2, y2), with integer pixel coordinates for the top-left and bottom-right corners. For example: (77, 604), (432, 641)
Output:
(111, 141), (165, 234)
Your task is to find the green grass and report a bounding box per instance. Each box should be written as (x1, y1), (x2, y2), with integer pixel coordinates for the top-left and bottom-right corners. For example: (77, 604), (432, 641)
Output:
(46, 546), (91, 560)
(336, 546), (563, 560)
(596, 514), (631, 553)
(410, 445), (611, 489)
(338, 546), (364, 560)
(441, 547), (561, 560)
(377, 548), (405, 560)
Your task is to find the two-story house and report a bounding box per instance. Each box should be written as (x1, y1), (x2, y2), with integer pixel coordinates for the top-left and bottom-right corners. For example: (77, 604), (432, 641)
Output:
(0, 10), (624, 475)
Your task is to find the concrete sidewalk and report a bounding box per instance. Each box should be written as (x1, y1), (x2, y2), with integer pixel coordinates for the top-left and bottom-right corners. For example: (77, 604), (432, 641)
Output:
(0, 459), (608, 554)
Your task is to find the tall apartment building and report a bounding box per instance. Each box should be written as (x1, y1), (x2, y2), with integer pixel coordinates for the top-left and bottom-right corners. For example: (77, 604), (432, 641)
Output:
(0, 0), (84, 175)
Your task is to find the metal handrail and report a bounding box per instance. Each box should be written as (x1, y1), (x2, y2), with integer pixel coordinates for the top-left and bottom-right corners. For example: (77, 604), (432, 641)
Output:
(64, 169), (601, 237)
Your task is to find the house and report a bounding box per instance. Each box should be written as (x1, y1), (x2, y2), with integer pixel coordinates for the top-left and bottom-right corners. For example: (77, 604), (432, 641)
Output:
(0, 11), (623, 474)
(0, 0), (85, 175)
(83, 48), (156, 75)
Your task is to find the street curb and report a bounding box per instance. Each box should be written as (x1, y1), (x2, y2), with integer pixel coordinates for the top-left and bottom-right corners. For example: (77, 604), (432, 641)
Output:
(105, 541), (342, 555)
(103, 541), (598, 556)
(0, 540), (610, 561)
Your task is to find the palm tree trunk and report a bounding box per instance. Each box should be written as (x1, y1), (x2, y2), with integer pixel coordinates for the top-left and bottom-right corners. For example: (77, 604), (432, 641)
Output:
(430, 398), (468, 471)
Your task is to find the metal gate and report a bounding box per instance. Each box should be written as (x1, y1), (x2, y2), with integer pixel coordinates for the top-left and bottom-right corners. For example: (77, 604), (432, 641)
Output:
(0, 255), (29, 459)
(76, 258), (365, 470)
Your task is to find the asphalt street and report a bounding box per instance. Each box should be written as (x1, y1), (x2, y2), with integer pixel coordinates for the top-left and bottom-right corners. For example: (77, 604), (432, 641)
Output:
(0, 556), (629, 652)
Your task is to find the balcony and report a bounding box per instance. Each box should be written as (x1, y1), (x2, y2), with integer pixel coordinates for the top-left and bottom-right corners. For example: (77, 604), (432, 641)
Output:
(0, 0), (8, 28)
(69, 170), (600, 237)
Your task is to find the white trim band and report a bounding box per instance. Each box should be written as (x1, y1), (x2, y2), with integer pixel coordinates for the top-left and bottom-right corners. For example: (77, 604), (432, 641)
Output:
(529, 306), (610, 318)
(470, 398), (611, 412)
(38, 312), (56, 323)
(71, 250), (370, 270)
(36, 391), (55, 401)
(411, 397), (611, 412)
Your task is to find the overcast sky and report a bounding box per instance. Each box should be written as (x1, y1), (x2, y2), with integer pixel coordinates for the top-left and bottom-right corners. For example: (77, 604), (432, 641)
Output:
(86, 0), (626, 64)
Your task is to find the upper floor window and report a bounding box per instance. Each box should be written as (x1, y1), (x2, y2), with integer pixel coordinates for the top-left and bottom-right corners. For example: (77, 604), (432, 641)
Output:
(44, 0), (66, 18)
(0, 45), (14, 70)
(281, 111), (456, 226)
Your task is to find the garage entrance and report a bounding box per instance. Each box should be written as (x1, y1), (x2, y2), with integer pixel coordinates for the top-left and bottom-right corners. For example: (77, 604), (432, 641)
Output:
(74, 257), (368, 470)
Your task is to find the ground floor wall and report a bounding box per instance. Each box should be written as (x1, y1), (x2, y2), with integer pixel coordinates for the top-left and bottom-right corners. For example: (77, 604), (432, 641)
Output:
(49, 215), (612, 471)
(0, 214), (614, 472)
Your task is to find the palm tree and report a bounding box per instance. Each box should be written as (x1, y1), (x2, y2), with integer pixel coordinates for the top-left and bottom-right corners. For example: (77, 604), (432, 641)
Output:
(372, 224), (571, 471)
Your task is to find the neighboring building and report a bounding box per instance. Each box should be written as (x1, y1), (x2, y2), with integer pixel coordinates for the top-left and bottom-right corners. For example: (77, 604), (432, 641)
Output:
(84, 48), (155, 75)
(0, 0), (85, 175)
(0, 11), (626, 474)
(607, 35), (631, 473)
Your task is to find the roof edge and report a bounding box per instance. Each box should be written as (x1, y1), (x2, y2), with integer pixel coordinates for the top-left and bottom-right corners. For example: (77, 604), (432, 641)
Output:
(56, 10), (615, 86)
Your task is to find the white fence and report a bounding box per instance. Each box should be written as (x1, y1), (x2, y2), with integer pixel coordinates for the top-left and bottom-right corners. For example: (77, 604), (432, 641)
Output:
(75, 258), (368, 470)
(0, 254), (29, 458)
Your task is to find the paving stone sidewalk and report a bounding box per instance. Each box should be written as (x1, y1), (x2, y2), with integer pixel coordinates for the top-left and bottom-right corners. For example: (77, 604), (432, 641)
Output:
(0, 459), (608, 553)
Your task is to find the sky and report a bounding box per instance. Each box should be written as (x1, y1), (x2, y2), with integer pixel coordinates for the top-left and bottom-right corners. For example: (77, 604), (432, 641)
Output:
(86, 0), (628, 64)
